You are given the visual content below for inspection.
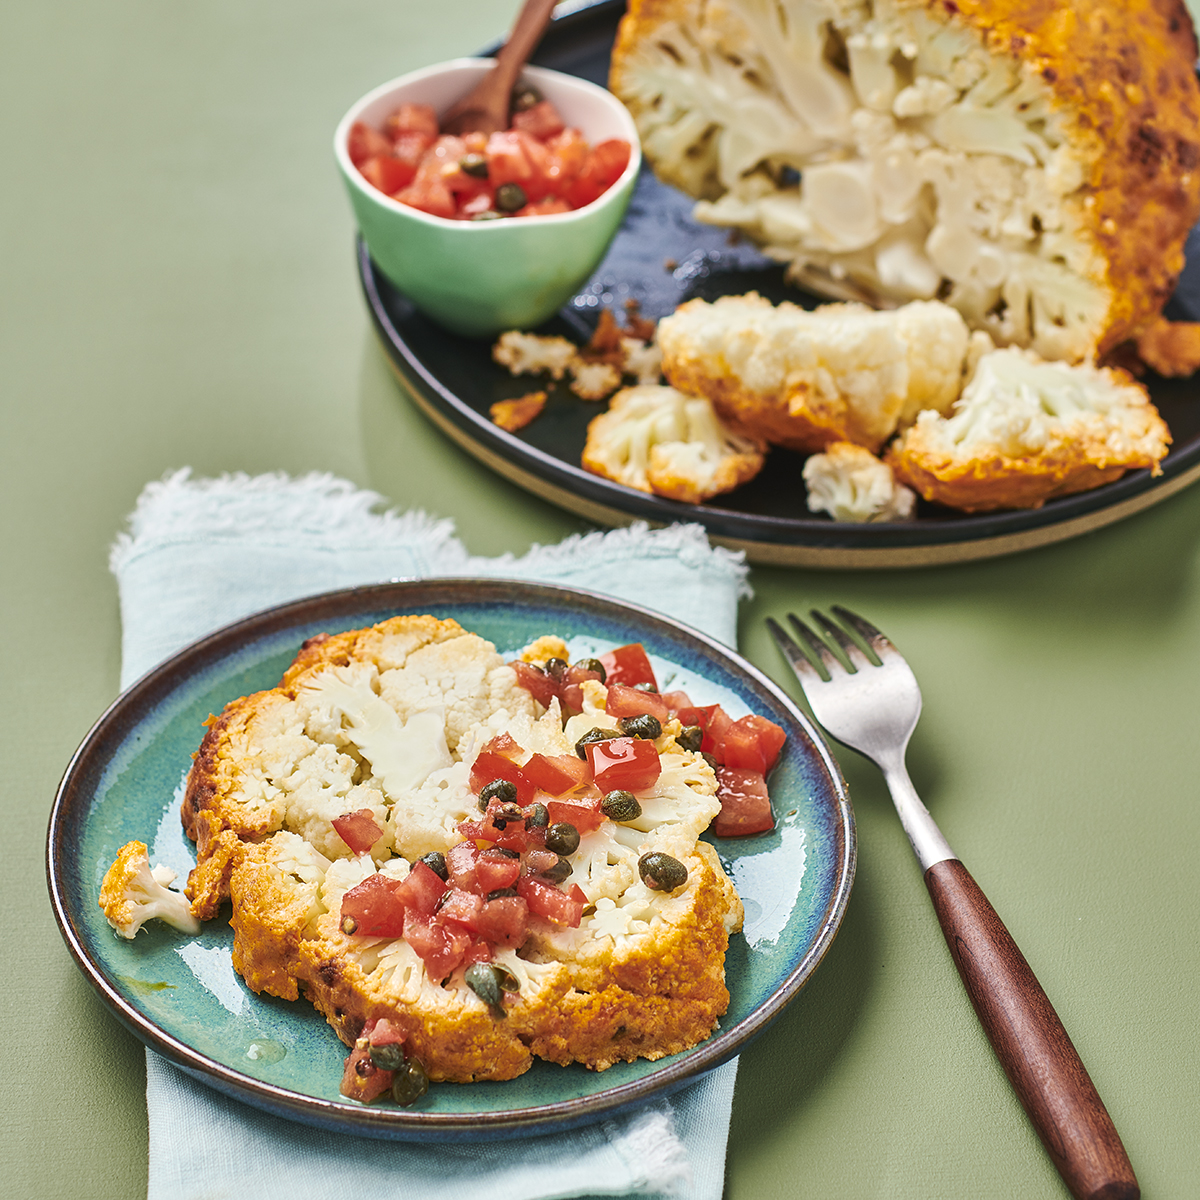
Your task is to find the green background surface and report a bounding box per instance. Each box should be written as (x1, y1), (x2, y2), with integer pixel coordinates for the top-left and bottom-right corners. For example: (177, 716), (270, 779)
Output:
(3, 2), (1198, 1197)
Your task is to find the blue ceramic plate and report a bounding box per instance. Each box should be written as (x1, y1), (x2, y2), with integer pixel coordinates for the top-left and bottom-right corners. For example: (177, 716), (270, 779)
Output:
(48, 579), (854, 1140)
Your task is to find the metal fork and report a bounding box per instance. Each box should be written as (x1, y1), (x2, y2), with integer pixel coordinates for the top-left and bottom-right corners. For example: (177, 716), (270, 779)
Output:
(768, 607), (1138, 1200)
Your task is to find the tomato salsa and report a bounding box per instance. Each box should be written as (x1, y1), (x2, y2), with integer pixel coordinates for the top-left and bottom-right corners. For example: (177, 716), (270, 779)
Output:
(346, 87), (632, 221)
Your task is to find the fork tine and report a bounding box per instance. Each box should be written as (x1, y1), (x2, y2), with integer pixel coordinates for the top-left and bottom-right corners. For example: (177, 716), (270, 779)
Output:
(785, 612), (841, 678)
(811, 609), (874, 671)
(765, 617), (826, 684)
(831, 605), (896, 661)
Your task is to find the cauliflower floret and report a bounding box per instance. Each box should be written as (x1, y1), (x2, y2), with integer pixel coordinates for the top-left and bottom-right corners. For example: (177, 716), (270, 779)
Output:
(582, 384), (766, 502)
(611, 0), (1200, 361)
(887, 347), (1171, 510)
(99, 841), (202, 939)
(657, 293), (970, 452)
(492, 330), (578, 380)
(570, 360), (623, 400)
(803, 441), (917, 522)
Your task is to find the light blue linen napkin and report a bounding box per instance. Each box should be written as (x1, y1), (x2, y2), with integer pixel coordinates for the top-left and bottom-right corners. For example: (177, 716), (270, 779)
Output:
(111, 469), (752, 1200)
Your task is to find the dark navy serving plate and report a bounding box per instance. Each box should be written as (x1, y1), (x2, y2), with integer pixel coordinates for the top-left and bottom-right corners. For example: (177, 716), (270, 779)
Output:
(48, 579), (854, 1140)
(359, 0), (1200, 568)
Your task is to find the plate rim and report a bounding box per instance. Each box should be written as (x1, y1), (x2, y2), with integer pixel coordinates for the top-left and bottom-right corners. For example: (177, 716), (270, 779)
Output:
(47, 577), (856, 1140)
(355, 0), (1200, 569)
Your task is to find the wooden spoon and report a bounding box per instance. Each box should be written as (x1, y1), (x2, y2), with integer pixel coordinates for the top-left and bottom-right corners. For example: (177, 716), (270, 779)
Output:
(441, 0), (559, 135)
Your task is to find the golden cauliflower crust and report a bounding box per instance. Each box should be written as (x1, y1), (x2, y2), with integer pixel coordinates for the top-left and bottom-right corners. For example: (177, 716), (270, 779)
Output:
(612, 0), (1200, 359)
(176, 614), (743, 1083)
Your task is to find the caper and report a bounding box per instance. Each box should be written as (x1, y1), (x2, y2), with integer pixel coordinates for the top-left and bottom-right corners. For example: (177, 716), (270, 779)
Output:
(479, 778), (518, 811)
(638, 852), (689, 892)
(544, 822), (580, 855)
(524, 801), (549, 830)
(511, 83), (543, 111)
(495, 182), (527, 213)
(618, 713), (662, 741)
(538, 855), (572, 884)
(340, 916), (359, 936)
(486, 886), (519, 901)
(601, 790), (642, 822)
(631, 681), (658, 694)
(544, 656), (567, 680)
(574, 657), (607, 683)
(369, 1041), (405, 1072)
(677, 725), (703, 753)
(465, 962), (520, 1015)
(575, 726), (619, 759)
(355, 1056), (376, 1078)
(470, 210), (502, 221)
(419, 851), (448, 880)
(701, 751), (719, 771)
(459, 152), (489, 178)
(391, 1057), (430, 1106)
(493, 846), (520, 859)
(490, 802), (524, 830)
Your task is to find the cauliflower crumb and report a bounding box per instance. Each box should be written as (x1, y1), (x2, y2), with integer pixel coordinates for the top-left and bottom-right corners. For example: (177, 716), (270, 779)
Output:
(804, 442), (916, 522)
(492, 331), (578, 380)
(490, 391), (546, 432)
(570, 360), (623, 400)
(99, 841), (202, 938)
(583, 384), (766, 503)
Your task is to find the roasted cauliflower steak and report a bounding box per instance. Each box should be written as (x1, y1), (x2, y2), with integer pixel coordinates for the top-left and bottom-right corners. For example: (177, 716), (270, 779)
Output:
(611, 0), (1200, 361)
(159, 615), (743, 1083)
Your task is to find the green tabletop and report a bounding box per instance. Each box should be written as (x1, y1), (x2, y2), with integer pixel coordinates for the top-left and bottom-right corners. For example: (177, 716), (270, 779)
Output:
(3, 2), (1198, 1197)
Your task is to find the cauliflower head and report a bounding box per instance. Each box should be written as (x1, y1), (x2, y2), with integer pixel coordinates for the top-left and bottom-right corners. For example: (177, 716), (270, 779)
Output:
(99, 841), (202, 939)
(582, 383), (767, 502)
(886, 346), (1171, 509)
(656, 293), (970, 451)
(611, 0), (1200, 361)
(803, 441), (916, 521)
(169, 617), (745, 1082)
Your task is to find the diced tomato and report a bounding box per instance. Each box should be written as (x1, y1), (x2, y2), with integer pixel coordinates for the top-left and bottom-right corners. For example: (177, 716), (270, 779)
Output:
(340, 1036), (394, 1101)
(485, 130), (535, 186)
(469, 749), (534, 805)
(515, 197), (572, 217)
(475, 850), (522, 894)
(565, 139), (632, 208)
(676, 702), (718, 732)
(713, 766), (775, 837)
(510, 99), (566, 140)
(544, 128), (588, 191)
(347, 121), (392, 167)
(391, 861), (445, 917)
(718, 714), (788, 774)
(599, 644), (658, 690)
(701, 705), (734, 759)
(445, 840), (480, 892)
(340, 874), (406, 938)
(437, 887), (484, 926)
(522, 752), (590, 797)
(462, 938), (493, 965)
(560, 661), (605, 712)
(358, 153), (417, 195)
(605, 683), (670, 725)
(517, 875), (584, 927)
(546, 794), (605, 835)
(368, 1017), (405, 1047)
(484, 732), (522, 758)
(392, 129), (435, 172)
(395, 175), (455, 219)
(585, 736), (661, 792)
(403, 910), (472, 979)
(511, 660), (560, 708)
(458, 796), (534, 852)
(331, 808), (384, 855)
(385, 102), (439, 139)
(468, 896), (529, 947)
(660, 690), (693, 715)
(524, 847), (561, 874)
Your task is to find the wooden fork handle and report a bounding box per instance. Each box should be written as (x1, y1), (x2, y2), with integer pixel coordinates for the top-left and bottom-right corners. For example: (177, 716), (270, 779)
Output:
(924, 859), (1139, 1200)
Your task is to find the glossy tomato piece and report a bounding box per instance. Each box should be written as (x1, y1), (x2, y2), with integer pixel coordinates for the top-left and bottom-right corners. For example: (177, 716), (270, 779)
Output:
(713, 766), (775, 837)
(719, 714), (788, 774)
(660, 690), (693, 714)
(359, 153), (417, 196)
(469, 750), (534, 805)
(340, 874), (406, 938)
(469, 896), (529, 947)
(605, 683), (669, 724)
(517, 875), (584, 927)
(385, 102), (439, 139)
(445, 840), (480, 892)
(598, 643), (658, 690)
(511, 660), (560, 707)
(347, 121), (392, 167)
(565, 139), (631, 208)
(522, 752), (589, 796)
(515, 197), (572, 217)
(510, 99), (566, 141)
(392, 860), (445, 917)
(437, 887), (484, 926)
(700, 705), (734, 759)
(340, 1036), (394, 1102)
(546, 794), (605, 835)
(560, 660), (605, 712)
(676, 702), (718, 732)
(331, 808), (383, 855)
(403, 911), (472, 980)
(485, 130), (534, 186)
(584, 736), (661, 792)
(475, 850), (522, 894)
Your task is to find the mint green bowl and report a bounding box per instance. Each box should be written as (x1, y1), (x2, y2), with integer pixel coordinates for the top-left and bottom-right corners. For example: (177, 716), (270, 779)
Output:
(334, 59), (641, 338)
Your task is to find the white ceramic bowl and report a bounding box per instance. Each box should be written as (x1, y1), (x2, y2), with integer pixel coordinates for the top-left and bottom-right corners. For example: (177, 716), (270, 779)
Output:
(334, 59), (641, 338)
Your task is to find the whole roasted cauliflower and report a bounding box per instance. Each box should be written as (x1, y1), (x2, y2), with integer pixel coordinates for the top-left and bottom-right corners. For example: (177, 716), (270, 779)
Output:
(107, 614), (745, 1085)
(887, 346), (1171, 509)
(611, 0), (1200, 361)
